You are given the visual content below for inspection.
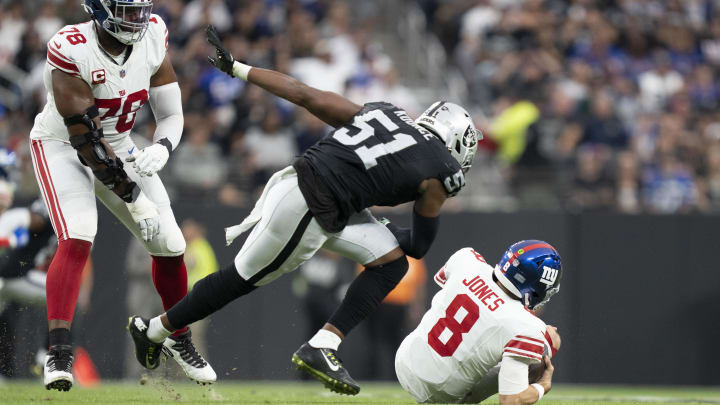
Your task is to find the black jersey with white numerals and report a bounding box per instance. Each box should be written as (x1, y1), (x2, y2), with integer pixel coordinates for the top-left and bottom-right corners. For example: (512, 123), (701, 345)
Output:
(293, 102), (464, 233)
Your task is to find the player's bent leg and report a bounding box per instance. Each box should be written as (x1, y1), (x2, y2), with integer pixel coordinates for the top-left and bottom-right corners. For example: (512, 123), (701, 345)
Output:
(31, 138), (98, 391)
(233, 176), (327, 286)
(395, 338), (433, 403)
(98, 141), (217, 383)
(324, 209), (406, 332)
(292, 210), (405, 395)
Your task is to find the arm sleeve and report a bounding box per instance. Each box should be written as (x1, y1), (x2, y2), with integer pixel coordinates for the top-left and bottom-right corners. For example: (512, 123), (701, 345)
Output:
(149, 82), (183, 151)
(543, 329), (558, 358)
(385, 210), (438, 259)
(498, 355), (532, 395)
(504, 334), (546, 363)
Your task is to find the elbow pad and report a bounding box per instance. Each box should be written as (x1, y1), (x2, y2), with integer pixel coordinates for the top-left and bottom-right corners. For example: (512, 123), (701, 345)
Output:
(66, 106), (138, 203)
(149, 82), (183, 152)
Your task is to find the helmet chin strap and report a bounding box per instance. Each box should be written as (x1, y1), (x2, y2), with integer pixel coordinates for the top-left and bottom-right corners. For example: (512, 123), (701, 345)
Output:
(94, 22), (128, 55)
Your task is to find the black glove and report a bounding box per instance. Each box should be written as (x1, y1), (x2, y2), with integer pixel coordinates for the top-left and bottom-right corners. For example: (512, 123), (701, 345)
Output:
(206, 25), (234, 77)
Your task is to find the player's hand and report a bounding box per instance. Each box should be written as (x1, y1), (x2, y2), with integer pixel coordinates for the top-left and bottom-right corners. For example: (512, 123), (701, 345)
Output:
(206, 25), (234, 77)
(128, 144), (169, 177)
(546, 325), (562, 353)
(537, 355), (554, 393)
(126, 191), (160, 242)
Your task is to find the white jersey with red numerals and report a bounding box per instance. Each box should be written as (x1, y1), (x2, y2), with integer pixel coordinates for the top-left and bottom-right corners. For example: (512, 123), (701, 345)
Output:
(31, 15), (169, 143)
(395, 247), (556, 403)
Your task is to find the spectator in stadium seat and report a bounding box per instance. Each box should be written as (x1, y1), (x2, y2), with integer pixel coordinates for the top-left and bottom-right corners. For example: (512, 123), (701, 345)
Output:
(243, 103), (298, 180)
(616, 151), (642, 214)
(170, 114), (228, 198)
(580, 89), (629, 148)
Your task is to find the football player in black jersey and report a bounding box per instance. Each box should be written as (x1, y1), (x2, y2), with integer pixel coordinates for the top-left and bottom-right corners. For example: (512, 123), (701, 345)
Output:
(128, 25), (480, 395)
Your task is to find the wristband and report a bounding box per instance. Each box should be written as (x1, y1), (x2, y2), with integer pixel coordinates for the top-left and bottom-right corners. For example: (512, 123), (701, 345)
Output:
(531, 383), (545, 401)
(232, 61), (252, 80)
(157, 138), (173, 154)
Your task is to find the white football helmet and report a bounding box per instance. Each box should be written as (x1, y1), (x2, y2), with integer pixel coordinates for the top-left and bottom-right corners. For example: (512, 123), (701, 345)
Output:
(83, 0), (153, 45)
(415, 101), (481, 173)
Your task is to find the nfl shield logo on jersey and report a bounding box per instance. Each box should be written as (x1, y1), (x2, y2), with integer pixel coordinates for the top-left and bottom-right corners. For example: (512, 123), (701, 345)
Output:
(120, 69), (126, 78)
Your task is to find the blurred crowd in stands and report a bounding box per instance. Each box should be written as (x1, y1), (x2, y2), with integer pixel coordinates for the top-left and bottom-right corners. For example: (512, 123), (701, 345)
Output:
(2, 0), (720, 214)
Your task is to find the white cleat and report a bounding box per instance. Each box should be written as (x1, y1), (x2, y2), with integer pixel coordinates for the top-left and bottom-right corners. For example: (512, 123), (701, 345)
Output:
(43, 345), (73, 391)
(162, 331), (216, 384)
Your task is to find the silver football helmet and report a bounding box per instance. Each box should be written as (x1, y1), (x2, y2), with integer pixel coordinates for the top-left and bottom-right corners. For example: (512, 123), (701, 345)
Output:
(415, 101), (481, 173)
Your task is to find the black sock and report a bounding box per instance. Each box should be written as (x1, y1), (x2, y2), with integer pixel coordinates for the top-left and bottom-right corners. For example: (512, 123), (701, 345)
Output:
(49, 328), (71, 348)
(328, 256), (409, 336)
(166, 264), (256, 329)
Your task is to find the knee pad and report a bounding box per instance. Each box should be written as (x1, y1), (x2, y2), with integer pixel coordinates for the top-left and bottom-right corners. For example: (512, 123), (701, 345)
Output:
(165, 225), (186, 254)
(146, 223), (185, 256)
(366, 255), (409, 292)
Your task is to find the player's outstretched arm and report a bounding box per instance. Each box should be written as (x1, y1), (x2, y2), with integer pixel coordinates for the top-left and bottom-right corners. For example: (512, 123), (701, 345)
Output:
(52, 70), (160, 241)
(206, 25), (361, 128)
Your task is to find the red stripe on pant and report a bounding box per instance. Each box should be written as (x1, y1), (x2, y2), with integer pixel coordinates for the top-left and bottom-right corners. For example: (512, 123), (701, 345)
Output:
(46, 239), (92, 322)
(31, 140), (68, 240)
(152, 255), (189, 335)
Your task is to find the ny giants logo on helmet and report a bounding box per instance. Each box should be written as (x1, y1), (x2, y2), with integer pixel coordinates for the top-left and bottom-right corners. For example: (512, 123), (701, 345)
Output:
(540, 266), (559, 286)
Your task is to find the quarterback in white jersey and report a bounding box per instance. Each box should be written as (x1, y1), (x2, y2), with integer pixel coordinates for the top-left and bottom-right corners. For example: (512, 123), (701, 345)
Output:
(395, 241), (562, 404)
(29, 0), (214, 391)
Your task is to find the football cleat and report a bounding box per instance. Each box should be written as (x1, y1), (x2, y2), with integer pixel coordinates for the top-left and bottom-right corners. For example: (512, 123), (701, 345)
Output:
(127, 316), (163, 370)
(291, 342), (360, 395)
(163, 331), (216, 384)
(43, 345), (73, 391)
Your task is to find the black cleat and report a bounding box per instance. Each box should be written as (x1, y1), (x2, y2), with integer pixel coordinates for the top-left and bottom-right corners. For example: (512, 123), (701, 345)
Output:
(44, 345), (73, 391)
(127, 316), (163, 370)
(291, 342), (360, 395)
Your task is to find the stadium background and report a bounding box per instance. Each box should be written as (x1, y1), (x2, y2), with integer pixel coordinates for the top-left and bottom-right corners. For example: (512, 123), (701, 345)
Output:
(0, 0), (717, 387)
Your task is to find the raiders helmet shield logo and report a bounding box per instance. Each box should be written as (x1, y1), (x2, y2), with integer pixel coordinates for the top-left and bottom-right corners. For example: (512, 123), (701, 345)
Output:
(462, 127), (477, 148)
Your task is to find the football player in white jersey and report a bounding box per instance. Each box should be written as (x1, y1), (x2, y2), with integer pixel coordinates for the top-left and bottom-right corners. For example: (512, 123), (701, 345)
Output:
(29, 0), (215, 390)
(395, 240), (563, 404)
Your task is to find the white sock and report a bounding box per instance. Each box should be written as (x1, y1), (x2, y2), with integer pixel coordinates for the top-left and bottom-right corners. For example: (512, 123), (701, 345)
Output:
(147, 317), (172, 343)
(308, 329), (342, 351)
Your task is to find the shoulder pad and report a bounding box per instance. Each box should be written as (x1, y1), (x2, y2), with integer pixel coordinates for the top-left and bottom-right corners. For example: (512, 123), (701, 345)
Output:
(147, 14), (169, 52)
(47, 25), (90, 77)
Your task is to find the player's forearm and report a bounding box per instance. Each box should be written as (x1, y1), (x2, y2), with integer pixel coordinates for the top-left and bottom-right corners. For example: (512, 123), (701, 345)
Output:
(237, 63), (357, 127)
(149, 82), (183, 152)
(498, 384), (544, 405)
(243, 65), (313, 108)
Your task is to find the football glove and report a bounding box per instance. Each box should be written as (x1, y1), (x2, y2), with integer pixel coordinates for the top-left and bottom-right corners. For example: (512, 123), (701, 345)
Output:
(126, 191), (160, 242)
(206, 25), (234, 77)
(129, 144), (169, 177)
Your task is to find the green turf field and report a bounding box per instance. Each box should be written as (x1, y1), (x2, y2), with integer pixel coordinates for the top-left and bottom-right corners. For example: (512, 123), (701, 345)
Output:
(1, 380), (719, 404)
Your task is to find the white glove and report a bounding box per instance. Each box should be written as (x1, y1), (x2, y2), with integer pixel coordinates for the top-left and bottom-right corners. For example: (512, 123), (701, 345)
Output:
(130, 144), (169, 177)
(126, 191), (160, 242)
